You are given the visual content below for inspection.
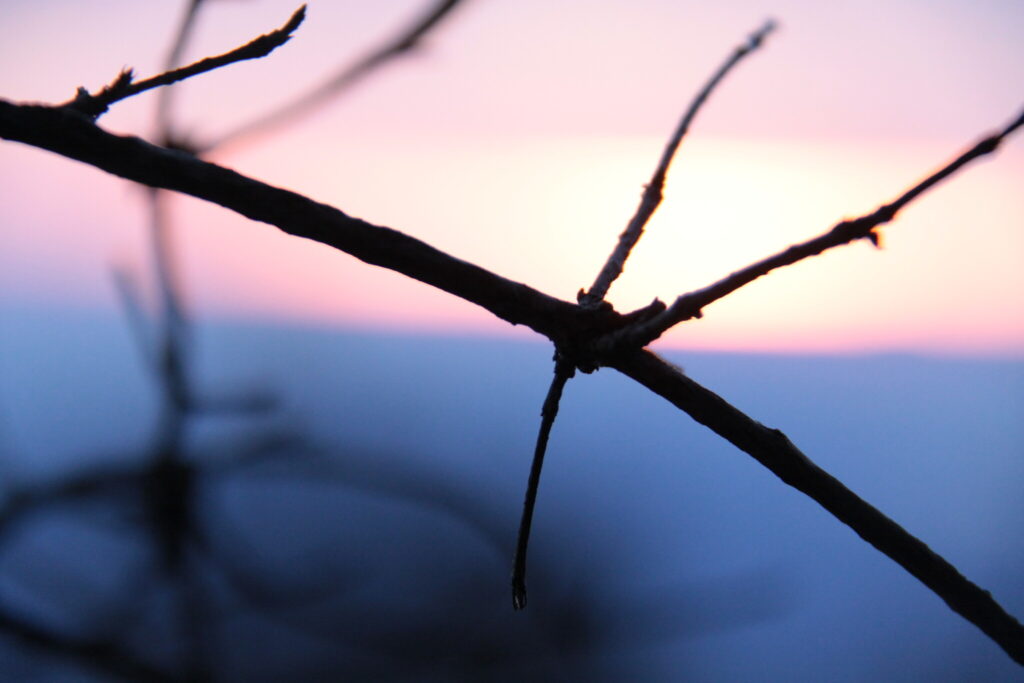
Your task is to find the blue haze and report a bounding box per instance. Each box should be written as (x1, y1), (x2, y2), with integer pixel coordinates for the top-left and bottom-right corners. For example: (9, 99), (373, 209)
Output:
(0, 307), (1021, 681)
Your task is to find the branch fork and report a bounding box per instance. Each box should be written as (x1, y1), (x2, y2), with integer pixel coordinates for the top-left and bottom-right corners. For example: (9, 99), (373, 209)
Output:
(511, 19), (777, 609)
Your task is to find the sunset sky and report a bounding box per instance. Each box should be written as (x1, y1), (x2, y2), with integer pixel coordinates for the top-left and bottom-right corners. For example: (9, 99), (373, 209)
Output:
(2, 0), (1022, 354)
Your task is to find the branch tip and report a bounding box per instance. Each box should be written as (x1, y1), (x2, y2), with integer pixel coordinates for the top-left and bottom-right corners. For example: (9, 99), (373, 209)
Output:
(582, 18), (775, 306)
(248, 4), (308, 58)
(746, 19), (778, 51)
(1002, 107), (1024, 137)
(62, 4), (307, 118)
(512, 579), (527, 610)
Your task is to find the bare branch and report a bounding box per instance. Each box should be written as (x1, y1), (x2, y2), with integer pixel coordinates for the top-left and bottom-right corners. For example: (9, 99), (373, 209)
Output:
(600, 106), (1024, 351)
(610, 348), (1024, 665)
(0, 100), (634, 347)
(201, 0), (469, 153)
(63, 5), (307, 119)
(579, 20), (776, 308)
(512, 358), (575, 610)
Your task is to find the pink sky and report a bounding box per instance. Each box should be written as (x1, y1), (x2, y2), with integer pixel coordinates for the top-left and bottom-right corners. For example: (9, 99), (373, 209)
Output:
(2, 1), (1022, 355)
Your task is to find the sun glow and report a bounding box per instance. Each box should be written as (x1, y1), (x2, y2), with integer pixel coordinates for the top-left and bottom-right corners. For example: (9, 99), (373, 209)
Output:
(4, 130), (1022, 354)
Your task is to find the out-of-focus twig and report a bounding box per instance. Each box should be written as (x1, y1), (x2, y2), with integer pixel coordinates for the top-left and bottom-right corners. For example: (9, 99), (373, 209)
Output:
(199, 0), (469, 153)
(156, 0), (207, 136)
(580, 19), (776, 308)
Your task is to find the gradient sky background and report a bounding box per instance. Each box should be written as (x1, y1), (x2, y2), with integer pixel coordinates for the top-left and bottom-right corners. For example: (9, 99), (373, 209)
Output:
(1, 0), (1022, 354)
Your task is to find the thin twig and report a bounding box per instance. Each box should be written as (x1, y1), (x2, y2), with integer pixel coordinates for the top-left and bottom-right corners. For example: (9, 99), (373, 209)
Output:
(579, 20), (776, 308)
(512, 358), (575, 609)
(63, 5), (307, 119)
(201, 0), (468, 153)
(610, 348), (1024, 665)
(600, 106), (1024, 351)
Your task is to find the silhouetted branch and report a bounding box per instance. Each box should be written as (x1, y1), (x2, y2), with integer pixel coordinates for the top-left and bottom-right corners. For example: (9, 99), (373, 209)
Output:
(601, 106), (1024, 350)
(580, 19), (776, 307)
(610, 348), (1024, 665)
(201, 0), (469, 152)
(512, 358), (575, 609)
(0, 100), (625, 347)
(63, 5), (307, 119)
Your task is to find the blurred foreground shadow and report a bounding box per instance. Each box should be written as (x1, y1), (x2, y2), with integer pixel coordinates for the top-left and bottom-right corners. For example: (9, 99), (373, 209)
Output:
(0, 431), (790, 682)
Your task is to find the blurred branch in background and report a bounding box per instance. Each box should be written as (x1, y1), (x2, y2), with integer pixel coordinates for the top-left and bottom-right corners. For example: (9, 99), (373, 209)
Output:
(198, 0), (469, 154)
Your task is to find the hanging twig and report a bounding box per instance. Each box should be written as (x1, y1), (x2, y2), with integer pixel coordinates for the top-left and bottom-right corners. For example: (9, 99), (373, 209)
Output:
(511, 358), (575, 609)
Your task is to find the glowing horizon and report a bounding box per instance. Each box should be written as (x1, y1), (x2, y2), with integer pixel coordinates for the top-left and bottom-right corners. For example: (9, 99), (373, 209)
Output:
(2, 1), (1022, 356)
